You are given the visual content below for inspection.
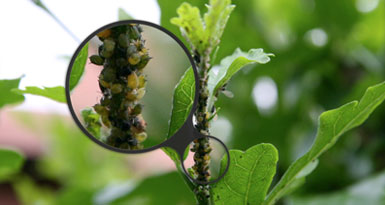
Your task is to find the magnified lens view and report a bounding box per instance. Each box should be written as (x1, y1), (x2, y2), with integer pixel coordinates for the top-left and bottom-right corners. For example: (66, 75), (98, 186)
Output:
(68, 22), (193, 150)
(183, 137), (229, 183)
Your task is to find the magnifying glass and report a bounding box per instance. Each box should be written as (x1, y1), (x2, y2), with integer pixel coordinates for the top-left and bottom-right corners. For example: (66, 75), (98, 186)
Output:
(65, 20), (230, 185)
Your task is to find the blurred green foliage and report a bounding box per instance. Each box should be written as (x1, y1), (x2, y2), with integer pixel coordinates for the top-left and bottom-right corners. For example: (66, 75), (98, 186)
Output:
(158, 0), (385, 203)
(0, 0), (384, 204)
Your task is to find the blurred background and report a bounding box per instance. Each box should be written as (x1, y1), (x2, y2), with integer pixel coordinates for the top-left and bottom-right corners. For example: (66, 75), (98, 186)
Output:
(0, 0), (384, 204)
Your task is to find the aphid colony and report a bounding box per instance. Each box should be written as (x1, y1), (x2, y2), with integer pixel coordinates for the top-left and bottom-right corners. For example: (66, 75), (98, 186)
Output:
(90, 24), (151, 150)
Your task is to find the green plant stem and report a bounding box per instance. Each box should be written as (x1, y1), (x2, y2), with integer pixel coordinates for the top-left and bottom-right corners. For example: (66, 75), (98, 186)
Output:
(192, 51), (213, 204)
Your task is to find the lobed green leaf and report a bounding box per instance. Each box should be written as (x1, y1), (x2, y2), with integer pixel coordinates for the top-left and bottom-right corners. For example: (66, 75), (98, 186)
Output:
(0, 77), (25, 109)
(13, 86), (66, 103)
(212, 143), (278, 205)
(264, 81), (385, 205)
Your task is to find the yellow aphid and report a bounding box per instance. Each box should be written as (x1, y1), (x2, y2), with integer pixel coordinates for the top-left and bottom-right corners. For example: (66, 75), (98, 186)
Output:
(135, 132), (147, 143)
(128, 53), (141, 65)
(101, 115), (111, 127)
(141, 48), (148, 54)
(126, 89), (137, 101)
(137, 88), (146, 100)
(97, 29), (111, 39)
(111, 84), (123, 94)
(203, 155), (211, 161)
(138, 75), (147, 88)
(99, 80), (110, 88)
(127, 73), (139, 89)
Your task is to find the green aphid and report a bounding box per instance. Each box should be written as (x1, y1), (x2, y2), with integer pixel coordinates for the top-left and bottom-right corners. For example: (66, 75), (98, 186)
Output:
(90, 55), (104, 65)
(132, 104), (142, 115)
(134, 132), (147, 143)
(127, 72), (139, 89)
(137, 55), (150, 70)
(116, 58), (128, 67)
(104, 39), (116, 52)
(102, 68), (116, 82)
(111, 84), (123, 94)
(126, 45), (137, 56)
(100, 49), (113, 58)
(118, 33), (129, 48)
(128, 53), (141, 65)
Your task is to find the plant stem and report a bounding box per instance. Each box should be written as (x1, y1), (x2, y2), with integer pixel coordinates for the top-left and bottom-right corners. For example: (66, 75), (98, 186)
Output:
(192, 50), (213, 204)
(91, 24), (150, 150)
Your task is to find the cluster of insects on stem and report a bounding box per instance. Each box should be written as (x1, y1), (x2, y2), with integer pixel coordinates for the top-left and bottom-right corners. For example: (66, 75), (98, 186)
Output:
(89, 24), (151, 150)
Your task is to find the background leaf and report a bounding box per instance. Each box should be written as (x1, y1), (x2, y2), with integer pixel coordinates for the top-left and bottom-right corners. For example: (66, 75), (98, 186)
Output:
(207, 48), (273, 110)
(69, 43), (88, 91)
(0, 77), (25, 109)
(13, 86), (66, 103)
(264, 81), (385, 205)
(212, 143), (278, 205)
(118, 8), (132, 20)
(288, 171), (385, 205)
(0, 148), (24, 182)
(103, 172), (195, 205)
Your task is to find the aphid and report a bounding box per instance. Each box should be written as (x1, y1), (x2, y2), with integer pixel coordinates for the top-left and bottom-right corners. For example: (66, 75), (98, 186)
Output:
(118, 33), (129, 48)
(111, 84), (123, 94)
(127, 73), (139, 89)
(116, 58), (128, 67)
(126, 45), (137, 56)
(128, 53), (141, 65)
(126, 89), (138, 101)
(97, 29), (111, 39)
(131, 104), (142, 115)
(138, 75), (147, 88)
(134, 132), (147, 143)
(104, 39), (116, 52)
(136, 88), (145, 100)
(90, 55), (104, 65)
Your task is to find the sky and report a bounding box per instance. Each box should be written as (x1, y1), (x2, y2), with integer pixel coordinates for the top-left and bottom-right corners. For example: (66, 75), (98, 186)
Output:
(0, 0), (160, 113)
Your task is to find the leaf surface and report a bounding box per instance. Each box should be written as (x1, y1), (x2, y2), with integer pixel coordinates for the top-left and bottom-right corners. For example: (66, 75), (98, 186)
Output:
(69, 43), (88, 91)
(0, 149), (24, 182)
(264, 81), (385, 205)
(0, 77), (25, 109)
(207, 48), (273, 110)
(212, 143), (278, 205)
(13, 86), (66, 103)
